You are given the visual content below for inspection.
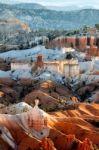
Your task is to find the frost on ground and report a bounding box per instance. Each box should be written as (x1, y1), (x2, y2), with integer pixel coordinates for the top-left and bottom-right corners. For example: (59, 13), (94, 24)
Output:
(0, 46), (98, 83)
(0, 46), (62, 61)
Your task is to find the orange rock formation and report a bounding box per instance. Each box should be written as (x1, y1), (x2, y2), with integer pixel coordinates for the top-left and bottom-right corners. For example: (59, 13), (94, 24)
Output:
(45, 36), (99, 56)
(0, 103), (98, 149)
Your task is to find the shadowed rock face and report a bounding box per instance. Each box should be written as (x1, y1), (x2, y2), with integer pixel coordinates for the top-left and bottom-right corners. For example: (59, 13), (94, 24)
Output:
(0, 102), (99, 149)
(0, 79), (98, 110)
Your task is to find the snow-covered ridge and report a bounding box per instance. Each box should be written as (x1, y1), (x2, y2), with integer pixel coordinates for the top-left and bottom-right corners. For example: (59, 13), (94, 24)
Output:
(0, 46), (98, 82)
(0, 46), (62, 61)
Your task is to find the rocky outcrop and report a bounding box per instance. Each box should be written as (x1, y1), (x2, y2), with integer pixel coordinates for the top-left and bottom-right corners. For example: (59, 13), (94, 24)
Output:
(0, 78), (98, 110)
(87, 46), (99, 57)
(0, 102), (32, 114)
(77, 138), (94, 150)
(0, 18), (31, 34)
(40, 138), (57, 150)
(0, 102), (99, 149)
(46, 36), (99, 56)
(0, 13), (32, 51)
(24, 90), (58, 111)
(77, 80), (99, 102)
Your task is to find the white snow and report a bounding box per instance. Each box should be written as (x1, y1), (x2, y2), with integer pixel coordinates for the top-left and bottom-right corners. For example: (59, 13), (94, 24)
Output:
(79, 60), (99, 73)
(0, 46), (62, 61)
(80, 74), (99, 84)
(61, 47), (75, 53)
(0, 46), (98, 83)
(79, 61), (92, 72)
(34, 70), (64, 84)
(0, 70), (11, 78)
(5, 102), (33, 114)
(10, 69), (32, 80)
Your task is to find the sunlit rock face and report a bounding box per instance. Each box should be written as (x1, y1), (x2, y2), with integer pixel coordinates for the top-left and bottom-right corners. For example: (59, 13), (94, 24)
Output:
(78, 36), (87, 51)
(87, 46), (99, 56)
(16, 100), (50, 140)
(40, 138), (57, 150)
(0, 100), (50, 149)
(46, 37), (76, 49)
(0, 91), (5, 98)
(45, 36), (99, 56)
(0, 102), (99, 149)
(90, 36), (96, 47)
(77, 138), (94, 150)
